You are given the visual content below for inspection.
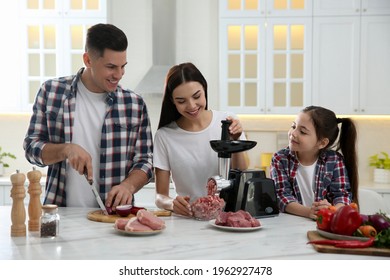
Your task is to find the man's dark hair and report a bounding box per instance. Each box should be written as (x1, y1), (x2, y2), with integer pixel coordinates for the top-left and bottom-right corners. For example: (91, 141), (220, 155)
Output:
(85, 23), (128, 57)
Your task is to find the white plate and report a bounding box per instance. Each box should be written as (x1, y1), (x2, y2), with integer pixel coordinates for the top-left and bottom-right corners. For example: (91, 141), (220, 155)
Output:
(208, 219), (262, 232)
(114, 227), (164, 236)
(316, 228), (369, 241)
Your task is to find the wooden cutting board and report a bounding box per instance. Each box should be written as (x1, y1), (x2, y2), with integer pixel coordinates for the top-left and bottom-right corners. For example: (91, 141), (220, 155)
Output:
(87, 209), (171, 223)
(307, 230), (390, 257)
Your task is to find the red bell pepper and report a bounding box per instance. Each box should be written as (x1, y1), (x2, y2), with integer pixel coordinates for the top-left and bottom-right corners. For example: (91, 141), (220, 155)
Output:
(316, 208), (334, 232)
(330, 205), (362, 236)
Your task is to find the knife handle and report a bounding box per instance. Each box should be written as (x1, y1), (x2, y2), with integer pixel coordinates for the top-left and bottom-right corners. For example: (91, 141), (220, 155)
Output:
(83, 168), (93, 185)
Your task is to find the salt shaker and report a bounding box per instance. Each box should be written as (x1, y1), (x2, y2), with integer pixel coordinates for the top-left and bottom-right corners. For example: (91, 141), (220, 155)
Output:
(40, 204), (60, 238)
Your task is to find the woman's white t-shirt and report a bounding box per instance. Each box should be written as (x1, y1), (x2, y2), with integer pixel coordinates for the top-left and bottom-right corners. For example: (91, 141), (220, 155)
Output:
(153, 110), (244, 202)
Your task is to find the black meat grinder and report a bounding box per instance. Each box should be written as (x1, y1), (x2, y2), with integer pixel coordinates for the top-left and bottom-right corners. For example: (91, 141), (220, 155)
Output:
(208, 120), (279, 218)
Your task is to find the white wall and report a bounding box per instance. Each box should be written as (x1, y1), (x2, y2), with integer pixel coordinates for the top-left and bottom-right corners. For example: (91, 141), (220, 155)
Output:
(108, 0), (219, 102)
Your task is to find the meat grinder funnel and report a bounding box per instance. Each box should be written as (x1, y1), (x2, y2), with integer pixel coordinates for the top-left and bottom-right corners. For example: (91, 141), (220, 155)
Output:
(210, 120), (257, 179)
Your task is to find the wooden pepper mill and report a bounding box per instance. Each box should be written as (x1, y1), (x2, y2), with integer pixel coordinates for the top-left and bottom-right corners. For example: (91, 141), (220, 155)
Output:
(27, 167), (42, 231)
(10, 170), (27, 237)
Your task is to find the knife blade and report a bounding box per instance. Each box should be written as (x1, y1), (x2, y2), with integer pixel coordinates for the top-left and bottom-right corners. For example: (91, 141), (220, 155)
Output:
(84, 169), (109, 215)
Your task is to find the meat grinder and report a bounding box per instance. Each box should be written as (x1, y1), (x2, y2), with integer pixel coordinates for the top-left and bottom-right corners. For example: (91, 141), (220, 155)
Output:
(208, 120), (279, 218)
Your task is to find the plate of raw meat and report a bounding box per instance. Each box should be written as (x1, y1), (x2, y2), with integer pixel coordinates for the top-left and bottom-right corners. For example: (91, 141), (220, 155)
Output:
(114, 227), (164, 236)
(208, 219), (262, 232)
(113, 209), (166, 236)
(208, 210), (262, 232)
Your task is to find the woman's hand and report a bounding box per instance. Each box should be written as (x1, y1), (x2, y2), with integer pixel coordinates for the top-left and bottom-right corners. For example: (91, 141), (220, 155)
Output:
(172, 195), (193, 217)
(226, 117), (243, 140)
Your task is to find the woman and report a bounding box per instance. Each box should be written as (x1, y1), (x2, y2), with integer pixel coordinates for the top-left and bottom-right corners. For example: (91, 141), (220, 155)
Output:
(153, 62), (248, 217)
(270, 106), (358, 220)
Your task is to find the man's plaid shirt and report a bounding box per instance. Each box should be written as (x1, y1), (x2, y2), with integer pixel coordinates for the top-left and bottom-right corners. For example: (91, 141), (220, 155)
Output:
(23, 68), (153, 206)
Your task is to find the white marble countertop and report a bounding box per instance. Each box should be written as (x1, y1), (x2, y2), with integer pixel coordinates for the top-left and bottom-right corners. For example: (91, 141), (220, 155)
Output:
(0, 206), (387, 260)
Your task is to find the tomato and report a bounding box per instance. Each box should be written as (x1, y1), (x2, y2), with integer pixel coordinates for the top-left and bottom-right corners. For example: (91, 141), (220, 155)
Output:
(316, 208), (334, 232)
(330, 205), (362, 236)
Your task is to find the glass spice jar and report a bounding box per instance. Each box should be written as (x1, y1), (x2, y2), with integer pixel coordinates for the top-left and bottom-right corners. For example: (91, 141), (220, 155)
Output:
(40, 204), (60, 238)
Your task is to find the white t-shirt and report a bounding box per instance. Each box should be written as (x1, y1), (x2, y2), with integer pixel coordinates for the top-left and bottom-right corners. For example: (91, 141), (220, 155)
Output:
(153, 110), (245, 202)
(296, 160), (317, 207)
(66, 80), (107, 207)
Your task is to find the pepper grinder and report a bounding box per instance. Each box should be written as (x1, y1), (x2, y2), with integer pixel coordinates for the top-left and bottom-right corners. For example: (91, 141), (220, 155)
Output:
(27, 167), (42, 231)
(10, 170), (27, 237)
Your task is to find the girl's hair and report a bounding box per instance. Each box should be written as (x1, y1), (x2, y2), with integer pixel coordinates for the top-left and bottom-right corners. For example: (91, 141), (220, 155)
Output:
(302, 106), (359, 205)
(157, 62), (208, 129)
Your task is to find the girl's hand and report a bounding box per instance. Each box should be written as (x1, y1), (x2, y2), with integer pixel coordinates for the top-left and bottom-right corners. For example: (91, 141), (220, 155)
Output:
(172, 195), (192, 217)
(310, 199), (331, 219)
(226, 117), (243, 140)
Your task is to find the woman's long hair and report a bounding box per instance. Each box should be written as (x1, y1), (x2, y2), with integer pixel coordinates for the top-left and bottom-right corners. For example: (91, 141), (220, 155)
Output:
(157, 62), (208, 129)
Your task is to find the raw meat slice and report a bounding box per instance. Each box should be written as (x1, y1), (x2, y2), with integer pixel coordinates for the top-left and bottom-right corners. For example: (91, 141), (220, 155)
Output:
(125, 217), (153, 232)
(114, 218), (130, 230)
(136, 209), (165, 230)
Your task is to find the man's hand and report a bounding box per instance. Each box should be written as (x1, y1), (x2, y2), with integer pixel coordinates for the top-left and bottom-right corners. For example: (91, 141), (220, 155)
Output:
(65, 144), (93, 179)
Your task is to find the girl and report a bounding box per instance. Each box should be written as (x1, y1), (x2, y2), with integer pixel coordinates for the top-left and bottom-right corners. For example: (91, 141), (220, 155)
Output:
(270, 106), (358, 219)
(153, 62), (248, 217)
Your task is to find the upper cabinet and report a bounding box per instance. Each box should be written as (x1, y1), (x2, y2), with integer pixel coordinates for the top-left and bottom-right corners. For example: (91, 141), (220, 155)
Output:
(312, 0), (390, 114)
(313, 0), (390, 16)
(220, 0), (390, 115)
(219, 0), (312, 114)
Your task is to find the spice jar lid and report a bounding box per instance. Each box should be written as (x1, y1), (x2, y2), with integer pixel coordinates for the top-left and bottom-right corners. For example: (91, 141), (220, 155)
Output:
(42, 204), (58, 213)
(42, 204), (58, 209)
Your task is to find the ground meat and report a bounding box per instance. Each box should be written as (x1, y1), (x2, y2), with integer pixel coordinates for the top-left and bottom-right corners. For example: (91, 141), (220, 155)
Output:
(191, 195), (225, 220)
(207, 178), (217, 196)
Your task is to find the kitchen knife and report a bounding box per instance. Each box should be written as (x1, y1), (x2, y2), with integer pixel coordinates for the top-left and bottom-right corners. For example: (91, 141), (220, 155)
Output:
(84, 170), (109, 215)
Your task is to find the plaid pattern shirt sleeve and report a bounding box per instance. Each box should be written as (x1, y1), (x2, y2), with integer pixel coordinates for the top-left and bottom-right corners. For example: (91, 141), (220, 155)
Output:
(270, 148), (352, 212)
(23, 68), (153, 206)
(270, 148), (300, 212)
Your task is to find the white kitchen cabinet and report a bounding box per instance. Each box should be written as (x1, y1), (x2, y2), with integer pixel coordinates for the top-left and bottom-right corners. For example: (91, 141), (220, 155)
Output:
(312, 6), (390, 114)
(265, 0), (312, 17)
(219, 0), (312, 17)
(219, 0), (312, 114)
(313, 0), (390, 16)
(312, 16), (360, 113)
(361, 184), (390, 212)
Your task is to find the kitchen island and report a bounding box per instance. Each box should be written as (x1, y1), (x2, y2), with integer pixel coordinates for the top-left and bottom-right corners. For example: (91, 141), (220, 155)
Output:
(0, 206), (387, 260)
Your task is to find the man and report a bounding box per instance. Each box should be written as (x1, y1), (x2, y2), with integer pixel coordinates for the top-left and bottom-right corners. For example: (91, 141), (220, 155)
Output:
(23, 23), (153, 209)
